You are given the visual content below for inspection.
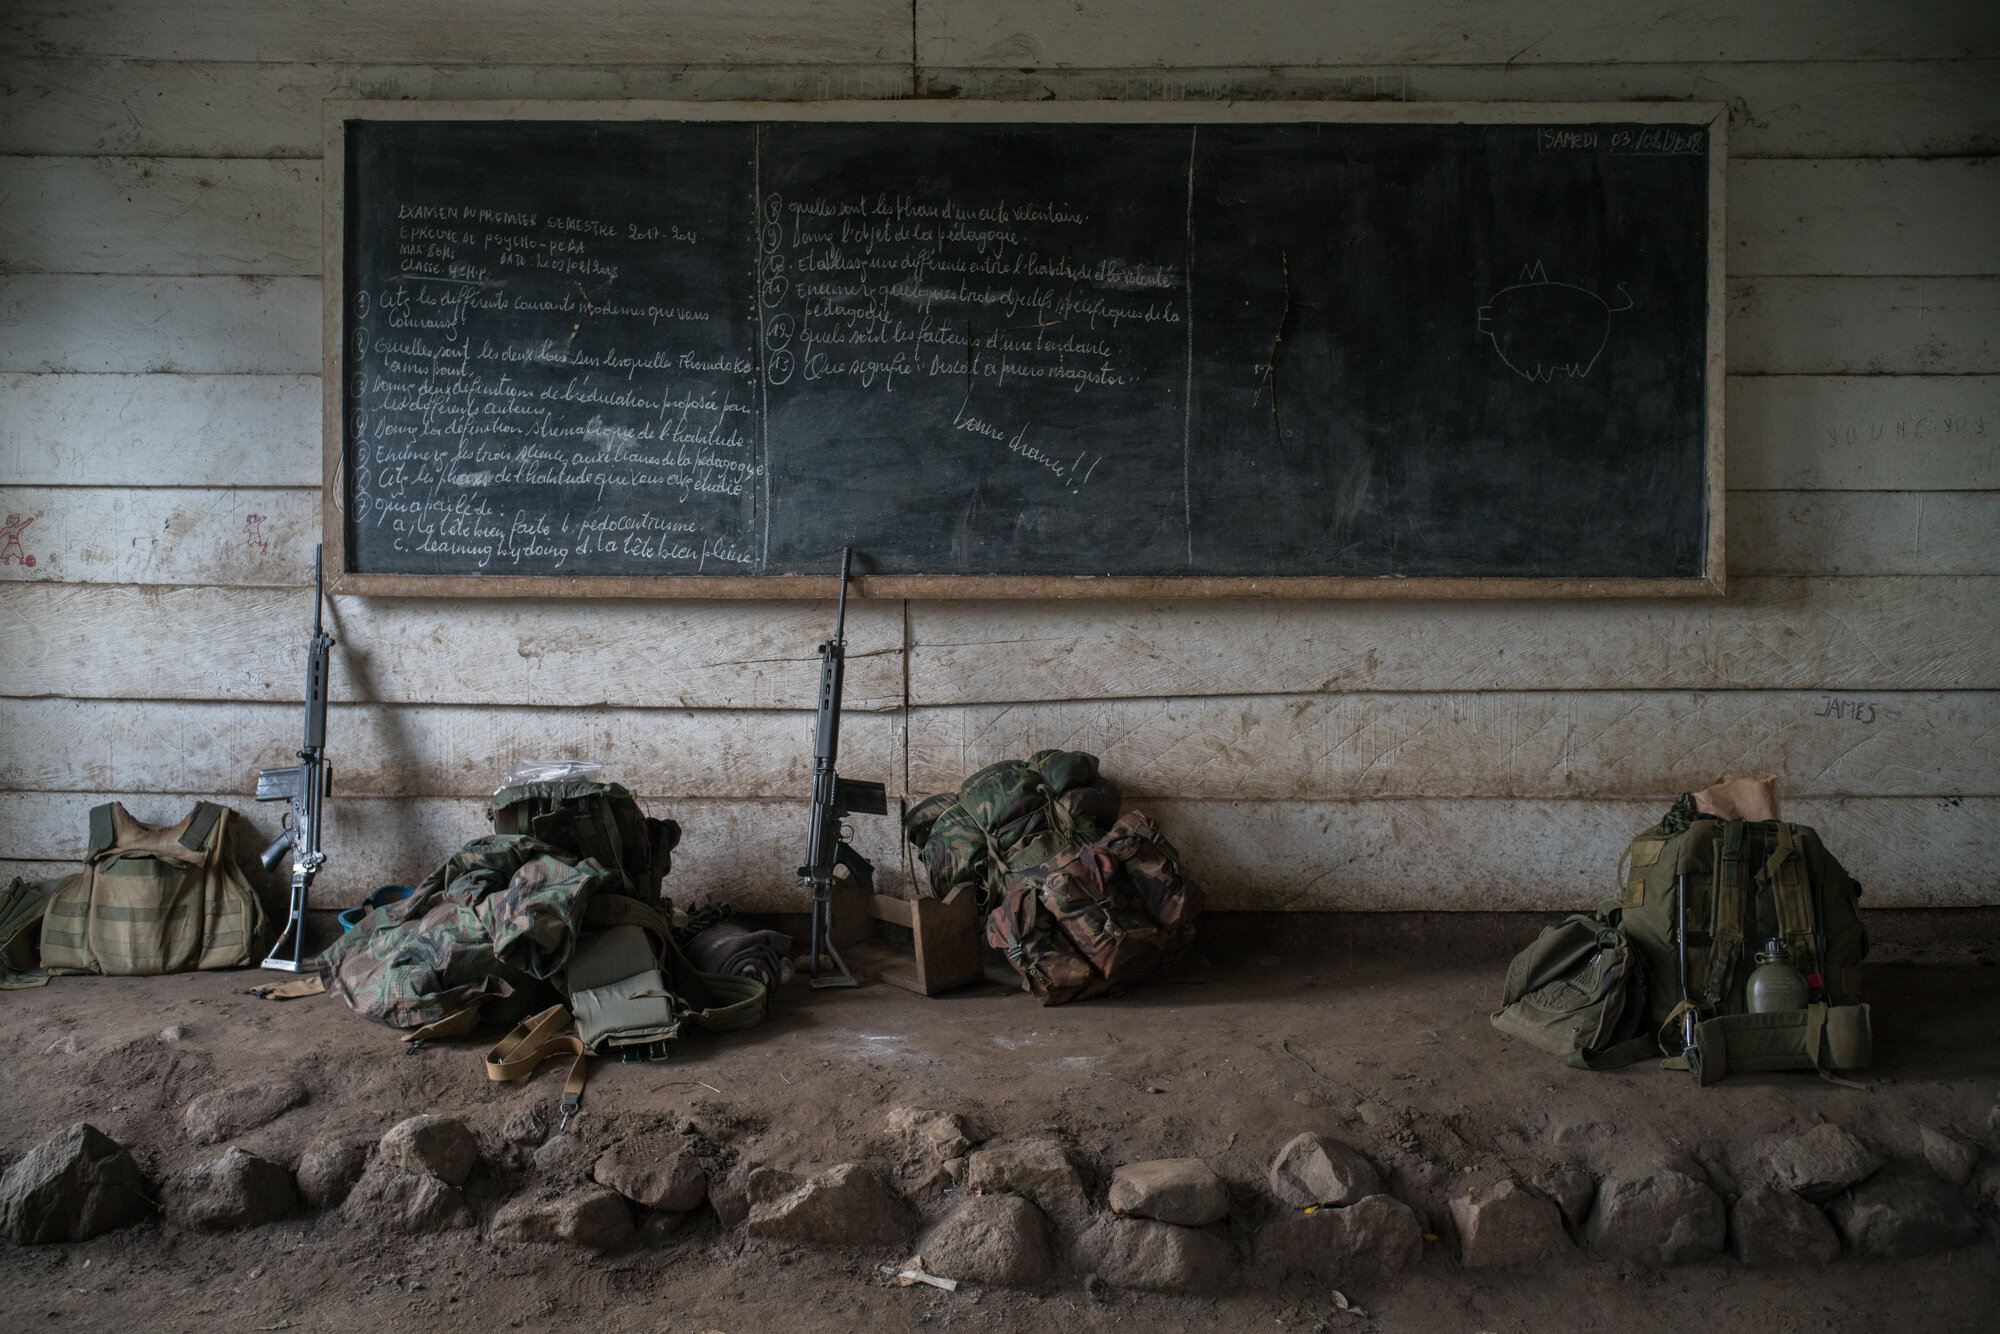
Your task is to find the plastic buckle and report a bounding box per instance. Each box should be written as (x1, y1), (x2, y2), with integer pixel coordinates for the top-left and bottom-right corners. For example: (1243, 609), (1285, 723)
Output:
(403, 1038), (425, 1054)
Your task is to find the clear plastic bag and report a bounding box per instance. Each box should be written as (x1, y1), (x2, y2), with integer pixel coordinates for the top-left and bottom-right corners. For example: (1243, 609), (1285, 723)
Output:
(498, 760), (603, 792)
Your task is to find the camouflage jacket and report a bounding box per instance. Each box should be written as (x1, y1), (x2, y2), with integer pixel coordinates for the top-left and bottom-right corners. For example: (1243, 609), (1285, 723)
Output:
(319, 834), (609, 1029)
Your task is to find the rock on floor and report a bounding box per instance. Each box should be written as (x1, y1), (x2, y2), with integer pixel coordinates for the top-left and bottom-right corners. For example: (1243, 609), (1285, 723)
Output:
(1083, 1216), (1232, 1293)
(164, 1147), (299, 1231)
(1451, 1179), (1567, 1267)
(1267, 1132), (1382, 1209)
(181, 1079), (308, 1145)
(963, 1139), (1087, 1224)
(1530, 1163), (1596, 1228)
(887, 1106), (973, 1186)
(491, 1187), (635, 1249)
(1258, 1194), (1424, 1286)
(295, 1136), (371, 1211)
(1828, 1169), (1982, 1258)
(1585, 1166), (1725, 1267)
(593, 1141), (707, 1211)
(1918, 1126), (1979, 1187)
(340, 1160), (472, 1235)
(0, 1123), (153, 1244)
(1729, 1183), (1840, 1267)
(378, 1114), (479, 1186)
(1109, 1158), (1229, 1227)
(1767, 1124), (1882, 1203)
(920, 1193), (1053, 1287)
(744, 1163), (911, 1244)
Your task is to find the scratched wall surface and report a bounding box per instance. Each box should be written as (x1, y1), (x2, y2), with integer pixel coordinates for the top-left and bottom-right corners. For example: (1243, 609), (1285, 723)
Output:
(1, 1), (1995, 911)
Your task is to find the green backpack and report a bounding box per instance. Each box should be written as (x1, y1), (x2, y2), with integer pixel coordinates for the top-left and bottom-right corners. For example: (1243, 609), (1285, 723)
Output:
(1496, 805), (1873, 1085)
(487, 779), (680, 909)
(1614, 811), (1872, 1086)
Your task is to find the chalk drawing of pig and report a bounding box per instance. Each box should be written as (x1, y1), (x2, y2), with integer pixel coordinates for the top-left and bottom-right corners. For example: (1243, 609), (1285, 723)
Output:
(1477, 262), (1634, 383)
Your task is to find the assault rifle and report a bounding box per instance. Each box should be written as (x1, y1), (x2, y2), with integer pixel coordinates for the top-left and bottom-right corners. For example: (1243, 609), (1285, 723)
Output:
(256, 544), (335, 971)
(798, 547), (887, 989)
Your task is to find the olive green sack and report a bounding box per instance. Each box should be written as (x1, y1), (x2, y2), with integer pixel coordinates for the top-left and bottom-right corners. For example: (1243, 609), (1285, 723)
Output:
(40, 802), (267, 975)
(1490, 914), (1654, 1070)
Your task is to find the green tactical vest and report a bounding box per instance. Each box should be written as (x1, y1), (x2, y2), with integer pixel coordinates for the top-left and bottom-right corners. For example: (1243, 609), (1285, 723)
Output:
(41, 802), (267, 975)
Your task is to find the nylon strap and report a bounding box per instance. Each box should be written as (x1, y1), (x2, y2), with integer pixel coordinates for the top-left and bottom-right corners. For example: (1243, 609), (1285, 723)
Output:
(248, 973), (325, 1000)
(485, 1003), (588, 1120)
(1563, 1034), (1657, 1071)
(1765, 824), (1820, 979)
(402, 1004), (481, 1045)
(1704, 820), (1745, 1003)
(179, 801), (222, 852)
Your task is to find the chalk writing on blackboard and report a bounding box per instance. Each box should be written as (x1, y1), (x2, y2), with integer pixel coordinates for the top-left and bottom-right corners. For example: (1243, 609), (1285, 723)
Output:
(1476, 263), (1635, 383)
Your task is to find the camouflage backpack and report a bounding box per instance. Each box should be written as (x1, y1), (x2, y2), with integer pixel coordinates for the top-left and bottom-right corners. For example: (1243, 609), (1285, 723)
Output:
(984, 811), (1203, 1006)
(905, 749), (1122, 907)
(487, 779), (680, 909)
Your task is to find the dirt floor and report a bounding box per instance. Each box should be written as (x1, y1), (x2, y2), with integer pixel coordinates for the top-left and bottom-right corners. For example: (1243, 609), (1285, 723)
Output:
(3, 919), (1997, 1334)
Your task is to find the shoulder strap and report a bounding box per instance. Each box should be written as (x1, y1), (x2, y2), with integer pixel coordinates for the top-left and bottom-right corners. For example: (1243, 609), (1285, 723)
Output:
(179, 801), (223, 852)
(1764, 824), (1819, 978)
(87, 804), (119, 860)
(1704, 819), (1746, 1003)
(485, 1003), (588, 1130)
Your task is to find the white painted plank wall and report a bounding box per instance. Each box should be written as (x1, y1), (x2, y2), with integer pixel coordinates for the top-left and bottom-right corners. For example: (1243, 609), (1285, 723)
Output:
(1, 1), (1994, 914)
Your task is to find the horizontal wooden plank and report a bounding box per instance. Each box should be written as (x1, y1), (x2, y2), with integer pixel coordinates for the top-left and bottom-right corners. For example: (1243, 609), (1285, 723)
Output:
(7, 59), (1996, 160)
(12, 274), (1992, 377)
(0, 59), (920, 158)
(0, 373), (318, 487)
(922, 61), (2000, 161)
(8, 373), (1988, 495)
(1730, 160), (2000, 277)
(8, 154), (1991, 278)
(1728, 492), (2000, 577)
(1142, 796), (1998, 910)
(6, 792), (1987, 910)
(5, 486), (1987, 587)
(0, 276), (318, 374)
(0, 487), (315, 585)
(916, 1), (2000, 67)
(0, 792), (914, 913)
(3, 0), (913, 64)
(1728, 277), (2000, 375)
(908, 690), (1998, 801)
(0, 157), (319, 275)
(1727, 375), (1999, 490)
(0, 583), (906, 709)
(907, 577), (2000, 703)
(0, 698), (904, 799)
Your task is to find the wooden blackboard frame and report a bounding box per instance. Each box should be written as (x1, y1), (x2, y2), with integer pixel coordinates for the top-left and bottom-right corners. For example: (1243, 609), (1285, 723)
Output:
(322, 98), (1728, 599)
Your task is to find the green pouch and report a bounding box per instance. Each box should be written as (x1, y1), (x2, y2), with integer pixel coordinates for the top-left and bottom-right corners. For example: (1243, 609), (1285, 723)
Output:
(565, 924), (683, 1053)
(1688, 1003), (1871, 1088)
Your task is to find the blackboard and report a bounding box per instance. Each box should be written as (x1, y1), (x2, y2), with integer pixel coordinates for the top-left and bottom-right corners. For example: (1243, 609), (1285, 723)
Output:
(325, 102), (1725, 597)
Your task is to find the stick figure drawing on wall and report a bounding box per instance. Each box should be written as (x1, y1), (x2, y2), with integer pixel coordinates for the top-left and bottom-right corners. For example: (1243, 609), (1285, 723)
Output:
(244, 514), (269, 556)
(0, 513), (35, 567)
